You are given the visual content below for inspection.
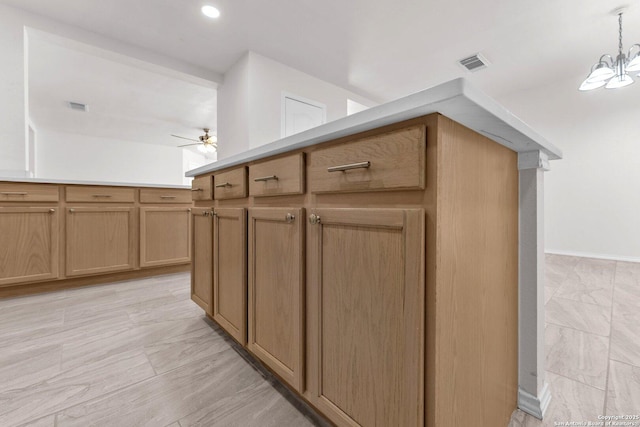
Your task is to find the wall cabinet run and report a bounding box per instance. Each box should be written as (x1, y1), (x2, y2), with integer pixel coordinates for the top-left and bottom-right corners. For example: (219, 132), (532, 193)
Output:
(0, 182), (192, 296)
(190, 114), (519, 427)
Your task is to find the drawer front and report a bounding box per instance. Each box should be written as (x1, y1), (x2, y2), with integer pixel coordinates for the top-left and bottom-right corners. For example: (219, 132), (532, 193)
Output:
(65, 186), (135, 203)
(249, 153), (304, 197)
(140, 188), (191, 204)
(191, 176), (213, 201)
(214, 167), (247, 200)
(0, 183), (59, 202)
(308, 125), (426, 193)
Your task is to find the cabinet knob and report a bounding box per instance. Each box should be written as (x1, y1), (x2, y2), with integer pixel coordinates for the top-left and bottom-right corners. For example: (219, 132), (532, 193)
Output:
(187, 208), (191, 212)
(212, 210), (217, 217)
(309, 213), (321, 225)
(69, 208), (75, 213)
(49, 208), (55, 213)
(285, 213), (295, 223)
(203, 210), (209, 217)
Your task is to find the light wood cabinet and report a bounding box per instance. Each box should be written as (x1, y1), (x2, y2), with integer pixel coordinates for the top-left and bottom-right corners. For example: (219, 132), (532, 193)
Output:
(0, 207), (59, 286)
(191, 207), (213, 314)
(189, 115), (520, 427)
(213, 208), (247, 344)
(307, 208), (425, 427)
(66, 207), (136, 277)
(248, 207), (305, 392)
(140, 207), (191, 268)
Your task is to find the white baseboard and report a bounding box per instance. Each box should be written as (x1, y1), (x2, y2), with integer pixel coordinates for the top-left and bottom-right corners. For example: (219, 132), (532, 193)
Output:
(545, 249), (640, 264)
(518, 382), (551, 420)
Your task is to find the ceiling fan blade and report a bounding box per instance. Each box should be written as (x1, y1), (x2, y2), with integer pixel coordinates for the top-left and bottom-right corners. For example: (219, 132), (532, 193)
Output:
(177, 143), (203, 147)
(171, 134), (199, 142)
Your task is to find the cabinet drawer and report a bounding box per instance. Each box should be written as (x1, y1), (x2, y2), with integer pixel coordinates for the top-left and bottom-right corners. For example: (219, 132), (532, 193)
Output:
(214, 167), (247, 200)
(249, 153), (304, 197)
(0, 183), (59, 202)
(140, 188), (191, 204)
(191, 176), (213, 201)
(308, 125), (426, 193)
(66, 186), (135, 203)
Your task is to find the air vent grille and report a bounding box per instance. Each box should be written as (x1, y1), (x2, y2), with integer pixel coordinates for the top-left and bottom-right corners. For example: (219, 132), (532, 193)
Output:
(68, 101), (87, 112)
(458, 53), (489, 72)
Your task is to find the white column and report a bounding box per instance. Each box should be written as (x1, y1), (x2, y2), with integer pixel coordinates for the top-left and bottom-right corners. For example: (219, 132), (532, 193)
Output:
(517, 150), (551, 419)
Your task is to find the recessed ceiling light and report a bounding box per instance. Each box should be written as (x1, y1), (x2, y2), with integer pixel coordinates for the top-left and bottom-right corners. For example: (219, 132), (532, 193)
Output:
(201, 5), (220, 18)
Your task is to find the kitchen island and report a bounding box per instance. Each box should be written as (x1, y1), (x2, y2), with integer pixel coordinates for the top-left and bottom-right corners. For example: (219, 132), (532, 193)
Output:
(186, 78), (561, 427)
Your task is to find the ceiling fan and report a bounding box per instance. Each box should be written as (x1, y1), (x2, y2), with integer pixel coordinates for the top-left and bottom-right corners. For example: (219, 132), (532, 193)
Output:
(171, 128), (217, 153)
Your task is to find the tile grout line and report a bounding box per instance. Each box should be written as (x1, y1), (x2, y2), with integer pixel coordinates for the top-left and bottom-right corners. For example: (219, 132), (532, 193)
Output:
(602, 262), (620, 416)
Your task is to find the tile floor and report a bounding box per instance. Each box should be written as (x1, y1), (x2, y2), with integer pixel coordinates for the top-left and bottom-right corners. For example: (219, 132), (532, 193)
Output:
(1, 255), (638, 427)
(509, 255), (640, 426)
(0, 273), (325, 427)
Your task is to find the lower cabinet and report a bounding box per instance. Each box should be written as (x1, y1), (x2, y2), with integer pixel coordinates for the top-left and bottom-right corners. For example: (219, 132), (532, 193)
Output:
(66, 207), (135, 277)
(213, 208), (247, 345)
(0, 207), (59, 286)
(248, 207), (305, 392)
(140, 207), (191, 268)
(307, 208), (425, 427)
(191, 207), (213, 314)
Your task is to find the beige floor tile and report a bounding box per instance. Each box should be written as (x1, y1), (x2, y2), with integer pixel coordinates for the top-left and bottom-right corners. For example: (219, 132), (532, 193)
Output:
(18, 415), (56, 427)
(546, 297), (611, 336)
(0, 349), (155, 426)
(606, 360), (640, 415)
(544, 286), (556, 305)
(610, 303), (640, 367)
(545, 324), (609, 390)
(0, 344), (62, 394)
(553, 266), (614, 307)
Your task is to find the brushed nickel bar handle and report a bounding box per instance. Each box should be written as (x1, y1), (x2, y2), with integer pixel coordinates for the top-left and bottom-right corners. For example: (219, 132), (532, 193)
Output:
(327, 161), (371, 173)
(0, 191), (27, 195)
(160, 195), (176, 199)
(92, 194), (112, 198)
(215, 182), (232, 188)
(254, 175), (278, 182)
(191, 188), (202, 192)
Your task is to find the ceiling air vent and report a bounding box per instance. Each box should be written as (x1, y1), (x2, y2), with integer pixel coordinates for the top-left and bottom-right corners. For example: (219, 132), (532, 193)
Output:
(458, 53), (490, 72)
(68, 101), (88, 112)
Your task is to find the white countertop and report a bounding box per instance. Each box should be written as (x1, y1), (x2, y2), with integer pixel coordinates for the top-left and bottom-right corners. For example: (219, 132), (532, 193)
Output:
(0, 177), (190, 189)
(186, 78), (562, 177)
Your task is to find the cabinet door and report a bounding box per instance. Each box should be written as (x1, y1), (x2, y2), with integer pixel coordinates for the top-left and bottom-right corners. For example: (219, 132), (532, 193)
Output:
(213, 208), (247, 344)
(66, 207), (135, 277)
(191, 208), (213, 314)
(0, 207), (59, 286)
(307, 208), (424, 427)
(140, 207), (191, 268)
(248, 207), (304, 392)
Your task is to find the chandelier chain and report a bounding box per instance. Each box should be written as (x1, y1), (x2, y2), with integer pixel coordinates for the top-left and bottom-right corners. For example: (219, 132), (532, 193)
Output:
(619, 12), (623, 55)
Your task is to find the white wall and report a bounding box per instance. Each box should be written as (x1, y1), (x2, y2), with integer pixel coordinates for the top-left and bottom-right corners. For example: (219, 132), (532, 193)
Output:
(217, 53), (250, 159)
(37, 130), (187, 186)
(0, 5), (28, 176)
(500, 77), (640, 261)
(216, 51), (377, 159)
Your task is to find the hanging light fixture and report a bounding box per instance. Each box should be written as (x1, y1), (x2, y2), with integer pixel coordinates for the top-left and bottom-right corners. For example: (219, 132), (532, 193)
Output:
(579, 9), (640, 91)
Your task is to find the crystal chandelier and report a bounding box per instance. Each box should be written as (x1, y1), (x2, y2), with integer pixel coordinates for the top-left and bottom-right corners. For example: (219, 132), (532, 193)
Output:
(579, 10), (640, 91)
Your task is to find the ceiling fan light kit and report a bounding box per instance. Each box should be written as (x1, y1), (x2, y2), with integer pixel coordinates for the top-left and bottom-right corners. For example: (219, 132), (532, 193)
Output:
(172, 128), (218, 153)
(580, 8), (640, 91)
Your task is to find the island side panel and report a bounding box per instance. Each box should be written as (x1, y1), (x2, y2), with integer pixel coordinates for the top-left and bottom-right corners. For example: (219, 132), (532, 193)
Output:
(431, 115), (518, 427)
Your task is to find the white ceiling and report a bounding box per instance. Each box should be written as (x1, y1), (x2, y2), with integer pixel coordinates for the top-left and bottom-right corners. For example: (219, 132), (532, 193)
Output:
(28, 31), (217, 149)
(4, 0), (640, 151)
